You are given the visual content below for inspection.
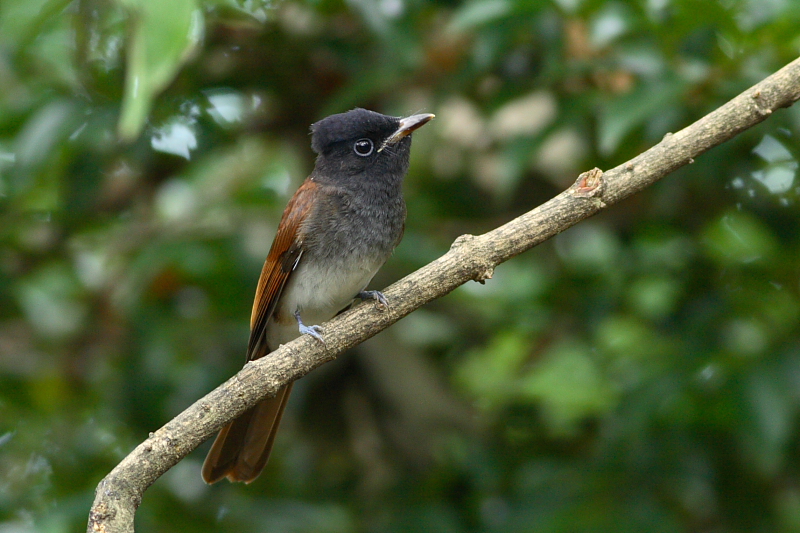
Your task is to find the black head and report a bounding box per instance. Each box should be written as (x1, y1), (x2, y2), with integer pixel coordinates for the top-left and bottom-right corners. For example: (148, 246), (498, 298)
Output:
(310, 108), (434, 184)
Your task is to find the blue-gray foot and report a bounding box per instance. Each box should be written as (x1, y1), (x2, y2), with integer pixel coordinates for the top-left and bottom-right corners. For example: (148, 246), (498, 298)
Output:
(294, 310), (324, 343)
(358, 290), (389, 309)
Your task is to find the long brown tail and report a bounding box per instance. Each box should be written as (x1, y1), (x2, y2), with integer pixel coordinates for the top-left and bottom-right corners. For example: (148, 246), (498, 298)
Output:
(202, 383), (293, 484)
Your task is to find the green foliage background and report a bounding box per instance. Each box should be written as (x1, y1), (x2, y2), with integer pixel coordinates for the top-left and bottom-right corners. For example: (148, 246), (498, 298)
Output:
(2, 0), (800, 531)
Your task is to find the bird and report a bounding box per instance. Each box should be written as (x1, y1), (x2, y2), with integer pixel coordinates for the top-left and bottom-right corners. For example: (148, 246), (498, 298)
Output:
(202, 108), (434, 484)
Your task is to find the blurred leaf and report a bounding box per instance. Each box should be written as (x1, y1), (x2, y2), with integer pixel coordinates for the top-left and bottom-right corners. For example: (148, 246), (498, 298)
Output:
(589, 4), (631, 48)
(0, 0), (70, 50)
(555, 223), (622, 274)
(11, 100), (76, 208)
(775, 488), (800, 532)
(595, 314), (658, 362)
(117, 0), (203, 141)
(740, 364), (797, 476)
(701, 209), (778, 265)
(518, 341), (618, 436)
(454, 330), (530, 408)
(598, 78), (685, 156)
(15, 262), (88, 339)
(627, 275), (682, 319)
(447, 0), (511, 33)
(632, 229), (693, 272)
(720, 318), (767, 356)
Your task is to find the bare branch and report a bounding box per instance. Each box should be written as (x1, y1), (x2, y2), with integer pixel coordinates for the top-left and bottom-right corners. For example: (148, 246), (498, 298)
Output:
(87, 56), (800, 533)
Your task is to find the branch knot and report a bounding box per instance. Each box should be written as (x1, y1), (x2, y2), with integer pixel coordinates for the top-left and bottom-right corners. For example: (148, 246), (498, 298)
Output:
(451, 234), (476, 250)
(569, 168), (605, 206)
(473, 267), (494, 284)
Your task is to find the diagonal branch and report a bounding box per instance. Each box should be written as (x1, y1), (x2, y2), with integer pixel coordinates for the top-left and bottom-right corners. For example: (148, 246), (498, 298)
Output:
(87, 56), (800, 533)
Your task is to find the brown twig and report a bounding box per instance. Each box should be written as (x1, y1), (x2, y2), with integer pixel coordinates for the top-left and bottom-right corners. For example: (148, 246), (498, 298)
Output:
(87, 56), (800, 533)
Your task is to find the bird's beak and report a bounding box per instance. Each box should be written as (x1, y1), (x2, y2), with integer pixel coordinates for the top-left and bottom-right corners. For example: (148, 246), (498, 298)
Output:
(379, 113), (435, 151)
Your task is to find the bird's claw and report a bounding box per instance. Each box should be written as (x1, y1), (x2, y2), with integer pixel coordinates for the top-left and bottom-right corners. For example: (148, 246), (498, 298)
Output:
(299, 323), (325, 343)
(358, 290), (389, 309)
(295, 310), (325, 344)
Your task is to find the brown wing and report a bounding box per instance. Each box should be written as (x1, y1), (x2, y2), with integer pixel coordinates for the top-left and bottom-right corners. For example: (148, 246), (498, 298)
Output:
(202, 177), (317, 484)
(246, 177), (317, 361)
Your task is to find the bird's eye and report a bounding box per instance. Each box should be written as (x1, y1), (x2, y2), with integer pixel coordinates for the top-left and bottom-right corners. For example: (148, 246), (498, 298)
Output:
(353, 138), (374, 157)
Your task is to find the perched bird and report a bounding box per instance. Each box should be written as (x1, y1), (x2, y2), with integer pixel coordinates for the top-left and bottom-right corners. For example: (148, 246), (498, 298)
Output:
(202, 108), (434, 484)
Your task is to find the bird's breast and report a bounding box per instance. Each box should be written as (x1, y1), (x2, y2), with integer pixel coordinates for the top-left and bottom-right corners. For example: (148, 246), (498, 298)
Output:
(266, 186), (405, 348)
(266, 254), (385, 348)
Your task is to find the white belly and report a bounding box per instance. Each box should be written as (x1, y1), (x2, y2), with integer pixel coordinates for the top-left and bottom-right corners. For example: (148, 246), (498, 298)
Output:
(266, 256), (384, 348)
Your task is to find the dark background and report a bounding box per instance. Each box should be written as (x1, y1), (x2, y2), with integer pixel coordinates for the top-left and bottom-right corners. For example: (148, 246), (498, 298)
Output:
(2, 0), (800, 531)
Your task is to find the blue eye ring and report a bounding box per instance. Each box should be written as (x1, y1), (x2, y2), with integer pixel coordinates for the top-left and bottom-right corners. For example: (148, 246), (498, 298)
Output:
(353, 138), (374, 157)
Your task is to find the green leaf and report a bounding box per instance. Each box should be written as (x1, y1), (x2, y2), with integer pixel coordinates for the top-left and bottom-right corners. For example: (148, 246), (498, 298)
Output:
(595, 314), (656, 361)
(627, 275), (682, 319)
(447, 0), (511, 33)
(556, 222), (621, 274)
(701, 209), (778, 265)
(740, 366), (796, 476)
(0, 0), (70, 49)
(117, 0), (203, 141)
(16, 262), (88, 339)
(598, 79), (684, 156)
(454, 331), (531, 408)
(518, 340), (618, 436)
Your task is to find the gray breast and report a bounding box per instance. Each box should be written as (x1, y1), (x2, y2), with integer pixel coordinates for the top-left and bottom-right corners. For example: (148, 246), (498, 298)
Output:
(303, 186), (406, 268)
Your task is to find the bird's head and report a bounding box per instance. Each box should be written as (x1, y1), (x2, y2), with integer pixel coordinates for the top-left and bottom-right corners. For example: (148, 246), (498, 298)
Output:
(310, 108), (434, 181)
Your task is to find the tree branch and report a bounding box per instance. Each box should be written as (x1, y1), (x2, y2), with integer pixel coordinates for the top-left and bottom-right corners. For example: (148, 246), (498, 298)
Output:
(87, 56), (800, 533)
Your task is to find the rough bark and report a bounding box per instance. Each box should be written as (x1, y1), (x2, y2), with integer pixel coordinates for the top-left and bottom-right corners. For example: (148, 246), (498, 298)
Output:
(88, 56), (800, 533)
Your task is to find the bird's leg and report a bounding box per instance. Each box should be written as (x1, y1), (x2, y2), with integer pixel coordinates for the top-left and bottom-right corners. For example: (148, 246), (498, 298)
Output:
(357, 290), (389, 309)
(294, 310), (324, 343)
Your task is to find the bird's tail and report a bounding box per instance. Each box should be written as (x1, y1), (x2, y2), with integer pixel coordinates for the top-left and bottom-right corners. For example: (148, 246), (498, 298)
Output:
(201, 382), (293, 484)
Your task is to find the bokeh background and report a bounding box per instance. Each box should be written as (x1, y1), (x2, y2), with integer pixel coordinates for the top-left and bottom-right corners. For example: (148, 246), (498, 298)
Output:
(3, 0), (800, 531)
